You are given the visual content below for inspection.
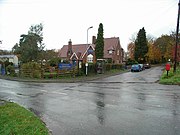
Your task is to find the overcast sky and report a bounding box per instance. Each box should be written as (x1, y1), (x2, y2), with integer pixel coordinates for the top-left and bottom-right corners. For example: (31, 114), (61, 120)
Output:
(0, 0), (178, 51)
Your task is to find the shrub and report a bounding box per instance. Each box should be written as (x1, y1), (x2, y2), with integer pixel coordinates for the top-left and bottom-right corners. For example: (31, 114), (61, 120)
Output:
(6, 65), (15, 76)
(105, 64), (111, 71)
(112, 64), (123, 69)
(20, 62), (41, 78)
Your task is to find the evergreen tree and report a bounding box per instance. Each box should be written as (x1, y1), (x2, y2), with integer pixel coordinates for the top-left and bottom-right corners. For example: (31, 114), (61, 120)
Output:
(12, 23), (44, 63)
(134, 27), (148, 63)
(95, 23), (104, 59)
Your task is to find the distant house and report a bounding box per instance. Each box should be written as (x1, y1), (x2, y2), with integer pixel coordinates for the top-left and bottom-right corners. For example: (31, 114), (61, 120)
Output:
(58, 36), (124, 64)
(0, 55), (19, 67)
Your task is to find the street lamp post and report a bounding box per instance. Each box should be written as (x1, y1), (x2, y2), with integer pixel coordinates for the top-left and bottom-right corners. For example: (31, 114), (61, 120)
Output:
(86, 26), (93, 76)
(87, 26), (93, 46)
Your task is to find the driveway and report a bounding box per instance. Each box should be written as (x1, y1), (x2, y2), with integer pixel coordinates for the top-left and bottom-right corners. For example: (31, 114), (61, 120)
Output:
(0, 66), (180, 135)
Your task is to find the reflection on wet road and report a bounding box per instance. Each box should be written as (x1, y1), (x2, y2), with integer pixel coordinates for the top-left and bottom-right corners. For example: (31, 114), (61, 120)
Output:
(0, 66), (180, 135)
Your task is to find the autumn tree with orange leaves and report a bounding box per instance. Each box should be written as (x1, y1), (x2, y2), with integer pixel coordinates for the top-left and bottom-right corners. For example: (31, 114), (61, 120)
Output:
(127, 42), (135, 60)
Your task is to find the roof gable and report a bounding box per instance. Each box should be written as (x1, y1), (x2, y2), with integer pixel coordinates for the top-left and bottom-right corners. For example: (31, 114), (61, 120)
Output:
(82, 44), (95, 58)
(59, 37), (121, 59)
(70, 52), (78, 60)
(104, 37), (121, 58)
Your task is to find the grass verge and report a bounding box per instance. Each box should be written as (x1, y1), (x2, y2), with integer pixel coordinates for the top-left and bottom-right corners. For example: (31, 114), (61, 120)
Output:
(159, 66), (180, 85)
(0, 101), (50, 135)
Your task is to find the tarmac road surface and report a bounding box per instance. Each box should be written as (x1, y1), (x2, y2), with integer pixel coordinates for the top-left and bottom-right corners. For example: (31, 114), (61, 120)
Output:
(0, 66), (180, 135)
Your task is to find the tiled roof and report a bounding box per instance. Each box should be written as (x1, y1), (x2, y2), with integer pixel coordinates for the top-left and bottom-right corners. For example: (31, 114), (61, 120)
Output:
(59, 44), (91, 58)
(59, 37), (121, 59)
(0, 55), (17, 58)
(104, 37), (120, 58)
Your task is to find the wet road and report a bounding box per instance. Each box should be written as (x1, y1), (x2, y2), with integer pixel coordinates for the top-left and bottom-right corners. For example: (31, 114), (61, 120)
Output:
(0, 66), (180, 135)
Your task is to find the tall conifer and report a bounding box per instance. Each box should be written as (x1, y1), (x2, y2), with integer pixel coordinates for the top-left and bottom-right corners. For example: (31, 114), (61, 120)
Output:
(95, 23), (104, 59)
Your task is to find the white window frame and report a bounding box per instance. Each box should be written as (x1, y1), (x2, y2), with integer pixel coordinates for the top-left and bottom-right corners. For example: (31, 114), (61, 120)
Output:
(108, 50), (113, 54)
(87, 54), (93, 63)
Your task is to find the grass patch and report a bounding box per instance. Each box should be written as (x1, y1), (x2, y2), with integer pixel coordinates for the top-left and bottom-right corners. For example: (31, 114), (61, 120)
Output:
(0, 101), (49, 135)
(159, 66), (180, 85)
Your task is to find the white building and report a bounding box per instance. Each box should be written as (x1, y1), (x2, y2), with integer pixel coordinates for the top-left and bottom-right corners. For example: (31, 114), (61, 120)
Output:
(0, 55), (19, 67)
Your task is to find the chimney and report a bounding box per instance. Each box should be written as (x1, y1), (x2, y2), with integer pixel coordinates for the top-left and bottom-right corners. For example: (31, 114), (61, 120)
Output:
(68, 39), (72, 50)
(92, 36), (96, 44)
(67, 39), (72, 59)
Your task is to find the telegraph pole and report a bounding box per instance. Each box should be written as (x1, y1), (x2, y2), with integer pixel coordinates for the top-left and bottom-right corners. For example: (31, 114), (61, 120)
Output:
(174, 0), (180, 73)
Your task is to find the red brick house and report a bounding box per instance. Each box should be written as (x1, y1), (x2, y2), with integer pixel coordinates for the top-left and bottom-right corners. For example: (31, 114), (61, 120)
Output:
(58, 36), (124, 64)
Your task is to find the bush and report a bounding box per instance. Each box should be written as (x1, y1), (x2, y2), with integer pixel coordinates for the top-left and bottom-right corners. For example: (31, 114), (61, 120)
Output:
(6, 65), (15, 76)
(20, 62), (42, 78)
(105, 64), (123, 71)
(112, 64), (123, 69)
(105, 64), (112, 71)
(81, 63), (96, 75)
(126, 59), (138, 65)
(48, 57), (61, 67)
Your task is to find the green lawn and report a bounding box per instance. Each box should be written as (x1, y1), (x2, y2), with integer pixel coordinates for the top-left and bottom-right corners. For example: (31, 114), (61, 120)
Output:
(159, 66), (180, 85)
(0, 101), (50, 135)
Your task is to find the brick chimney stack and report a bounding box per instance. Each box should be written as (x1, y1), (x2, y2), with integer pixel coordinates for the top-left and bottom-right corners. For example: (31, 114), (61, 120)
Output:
(92, 36), (96, 44)
(67, 39), (72, 59)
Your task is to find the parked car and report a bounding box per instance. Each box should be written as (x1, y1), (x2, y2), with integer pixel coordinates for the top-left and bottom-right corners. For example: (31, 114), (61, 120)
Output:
(144, 63), (151, 69)
(139, 64), (145, 70)
(131, 64), (141, 72)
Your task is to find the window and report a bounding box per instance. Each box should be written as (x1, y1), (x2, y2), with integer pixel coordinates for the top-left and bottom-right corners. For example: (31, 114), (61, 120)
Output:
(87, 54), (93, 63)
(117, 50), (120, 55)
(108, 50), (113, 54)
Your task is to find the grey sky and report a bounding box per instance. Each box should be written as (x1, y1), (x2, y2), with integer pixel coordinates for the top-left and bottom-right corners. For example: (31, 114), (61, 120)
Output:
(0, 0), (178, 51)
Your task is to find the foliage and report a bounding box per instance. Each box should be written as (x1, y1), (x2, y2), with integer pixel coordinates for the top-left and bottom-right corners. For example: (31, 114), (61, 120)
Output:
(127, 42), (135, 60)
(6, 65), (15, 76)
(105, 64), (112, 71)
(111, 64), (123, 70)
(106, 58), (112, 63)
(126, 58), (138, 65)
(105, 64), (124, 71)
(0, 50), (13, 55)
(48, 57), (61, 67)
(4, 60), (13, 68)
(154, 34), (175, 62)
(39, 49), (59, 62)
(82, 63), (96, 74)
(20, 62), (41, 78)
(134, 27), (148, 63)
(95, 23), (104, 59)
(12, 23), (44, 63)
(146, 42), (162, 64)
(160, 66), (180, 85)
(0, 101), (49, 135)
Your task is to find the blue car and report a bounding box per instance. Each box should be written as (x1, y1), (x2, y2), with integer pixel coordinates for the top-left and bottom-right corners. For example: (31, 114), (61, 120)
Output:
(131, 64), (141, 72)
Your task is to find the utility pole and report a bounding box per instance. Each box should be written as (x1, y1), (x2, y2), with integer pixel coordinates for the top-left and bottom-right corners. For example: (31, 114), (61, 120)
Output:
(174, 0), (180, 73)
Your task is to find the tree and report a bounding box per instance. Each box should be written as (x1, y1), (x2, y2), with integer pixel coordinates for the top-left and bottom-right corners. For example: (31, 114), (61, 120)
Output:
(12, 23), (44, 63)
(154, 34), (175, 62)
(146, 42), (162, 64)
(134, 27), (148, 63)
(127, 42), (135, 60)
(95, 23), (104, 59)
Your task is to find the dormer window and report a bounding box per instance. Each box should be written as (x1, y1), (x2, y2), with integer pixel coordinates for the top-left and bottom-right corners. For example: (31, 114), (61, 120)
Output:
(108, 50), (113, 54)
(108, 49), (115, 54)
(108, 46), (115, 55)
